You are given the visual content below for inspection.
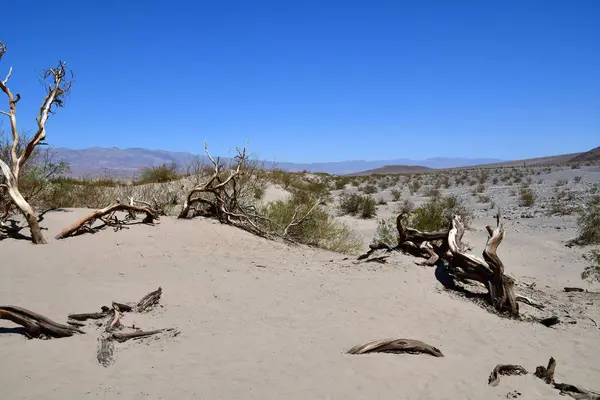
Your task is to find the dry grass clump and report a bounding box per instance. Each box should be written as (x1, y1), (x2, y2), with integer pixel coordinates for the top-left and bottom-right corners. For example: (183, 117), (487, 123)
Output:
(339, 193), (377, 219)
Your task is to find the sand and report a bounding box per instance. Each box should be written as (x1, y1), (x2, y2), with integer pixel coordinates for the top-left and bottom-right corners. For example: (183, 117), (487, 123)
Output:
(2, 164), (600, 399)
(1, 202), (599, 400)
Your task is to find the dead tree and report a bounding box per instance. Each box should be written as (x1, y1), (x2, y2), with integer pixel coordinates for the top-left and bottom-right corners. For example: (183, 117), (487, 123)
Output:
(0, 40), (73, 244)
(359, 213), (519, 317)
(55, 200), (158, 239)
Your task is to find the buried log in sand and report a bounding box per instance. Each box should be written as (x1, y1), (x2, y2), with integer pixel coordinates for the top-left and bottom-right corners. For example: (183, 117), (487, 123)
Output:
(347, 338), (444, 357)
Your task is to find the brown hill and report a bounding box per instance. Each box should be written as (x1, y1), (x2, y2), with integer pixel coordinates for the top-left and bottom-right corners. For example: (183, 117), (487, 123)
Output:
(569, 146), (600, 163)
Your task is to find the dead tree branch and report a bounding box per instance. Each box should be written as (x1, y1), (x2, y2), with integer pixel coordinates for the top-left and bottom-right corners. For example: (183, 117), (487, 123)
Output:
(0, 40), (74, 244)
(0, 305), (83, 338)
(347, 338), (444, 357)
(55, 200), (158, 239)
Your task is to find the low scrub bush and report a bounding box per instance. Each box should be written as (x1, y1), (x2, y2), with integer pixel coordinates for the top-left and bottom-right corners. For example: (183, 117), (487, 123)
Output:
(136, 163), (179, 184)
(339, 193), (377, 219)
(409, 194), (472, 232)
(371, 217), (398, 246)
(575, 195), (600, 245)
(390, 189), (402, 201)
(582, 251), (600, 283)
(261, 192), (363, 254)
(362, 184), (378, 194)
(518, 187), (536, 207)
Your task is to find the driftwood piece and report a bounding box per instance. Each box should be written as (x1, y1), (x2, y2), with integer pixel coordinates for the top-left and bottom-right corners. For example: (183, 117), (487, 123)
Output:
(112, 328), (179, 343)
(534, 357), (600, 400)
(447, 214), (519, 316)
(534, 357), (557, 384)
(488, 364), (528, 387)
(55, 201), (158, 239)
(0, 305), (84, 338)
(564, 287), (585, 293)
(136, 287), (162, 312)
(347, 338), (444, 357)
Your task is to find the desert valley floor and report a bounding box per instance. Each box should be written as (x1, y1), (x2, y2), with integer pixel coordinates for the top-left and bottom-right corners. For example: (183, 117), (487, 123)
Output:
(1, 164), (600, 399)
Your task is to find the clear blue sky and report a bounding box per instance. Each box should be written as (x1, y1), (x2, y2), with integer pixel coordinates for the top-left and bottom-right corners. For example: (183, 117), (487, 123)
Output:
(1, 0), (598, 163)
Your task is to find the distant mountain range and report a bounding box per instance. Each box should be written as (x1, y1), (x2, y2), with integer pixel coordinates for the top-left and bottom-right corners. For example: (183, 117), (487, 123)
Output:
(51, 144), (597, 178)
(51, 146), (505, 177)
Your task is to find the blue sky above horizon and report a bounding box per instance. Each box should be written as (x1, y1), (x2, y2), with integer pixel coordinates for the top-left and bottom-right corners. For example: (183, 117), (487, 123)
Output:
(1, 0), (598, 163)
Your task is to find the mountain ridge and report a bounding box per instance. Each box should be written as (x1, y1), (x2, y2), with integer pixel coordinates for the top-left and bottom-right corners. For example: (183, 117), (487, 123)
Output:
(51, 146), (504, 177)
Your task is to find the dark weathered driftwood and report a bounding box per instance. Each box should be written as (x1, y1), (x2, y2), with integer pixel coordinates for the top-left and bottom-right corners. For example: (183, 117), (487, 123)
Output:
(112, 328), (179, 343)
(347, 338), (444, 357)
(136, 287), (162, 312)
(488, 364), (528, 387)
(360, 212), (520, 317)
(447, 214), (519, 316)
(55, 201), (158, 239)
(534, 357), (600, 400)
(0, 305), (84, 338)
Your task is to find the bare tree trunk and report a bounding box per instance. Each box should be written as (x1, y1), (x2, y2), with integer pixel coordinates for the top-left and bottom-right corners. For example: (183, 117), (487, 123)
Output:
(3, 169), (46, 244)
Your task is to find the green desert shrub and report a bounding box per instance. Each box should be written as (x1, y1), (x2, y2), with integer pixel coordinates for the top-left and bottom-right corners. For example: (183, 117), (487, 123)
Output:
(575, 195), (600, 245)
(362, 184), (378, 194)
(339, 193), (377, 219)
(518, 187), (536, 207)
(261, 193), (362, 254)
(409, 194), (472, 232)
(137, 163), (179, 184)
(390, 189), (402, 202)
(371, 217), (398, 246)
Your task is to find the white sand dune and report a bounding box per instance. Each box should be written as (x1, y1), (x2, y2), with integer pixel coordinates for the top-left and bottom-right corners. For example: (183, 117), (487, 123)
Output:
(1, 208), (598, 399)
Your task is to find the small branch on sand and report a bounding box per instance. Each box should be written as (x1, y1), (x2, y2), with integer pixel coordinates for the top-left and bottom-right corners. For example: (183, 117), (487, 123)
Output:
(347, 338), (444, 357)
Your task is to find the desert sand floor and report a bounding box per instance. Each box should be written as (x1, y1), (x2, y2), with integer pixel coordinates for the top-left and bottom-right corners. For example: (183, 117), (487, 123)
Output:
(1, 209), (599, 399)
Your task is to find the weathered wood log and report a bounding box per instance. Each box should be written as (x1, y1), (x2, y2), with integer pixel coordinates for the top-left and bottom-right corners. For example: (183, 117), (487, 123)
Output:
(55, 201), (158, 239)
(347, 338), (444, 357)
(447, 214), (519, 316)
(111, 328), (179, 343)
(0, 305), (83, 338)
(136, 287), (162, 312)
(488, 364), (528, 387)
(534, 357), (556, 384)
(534, 357), (600, 400)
